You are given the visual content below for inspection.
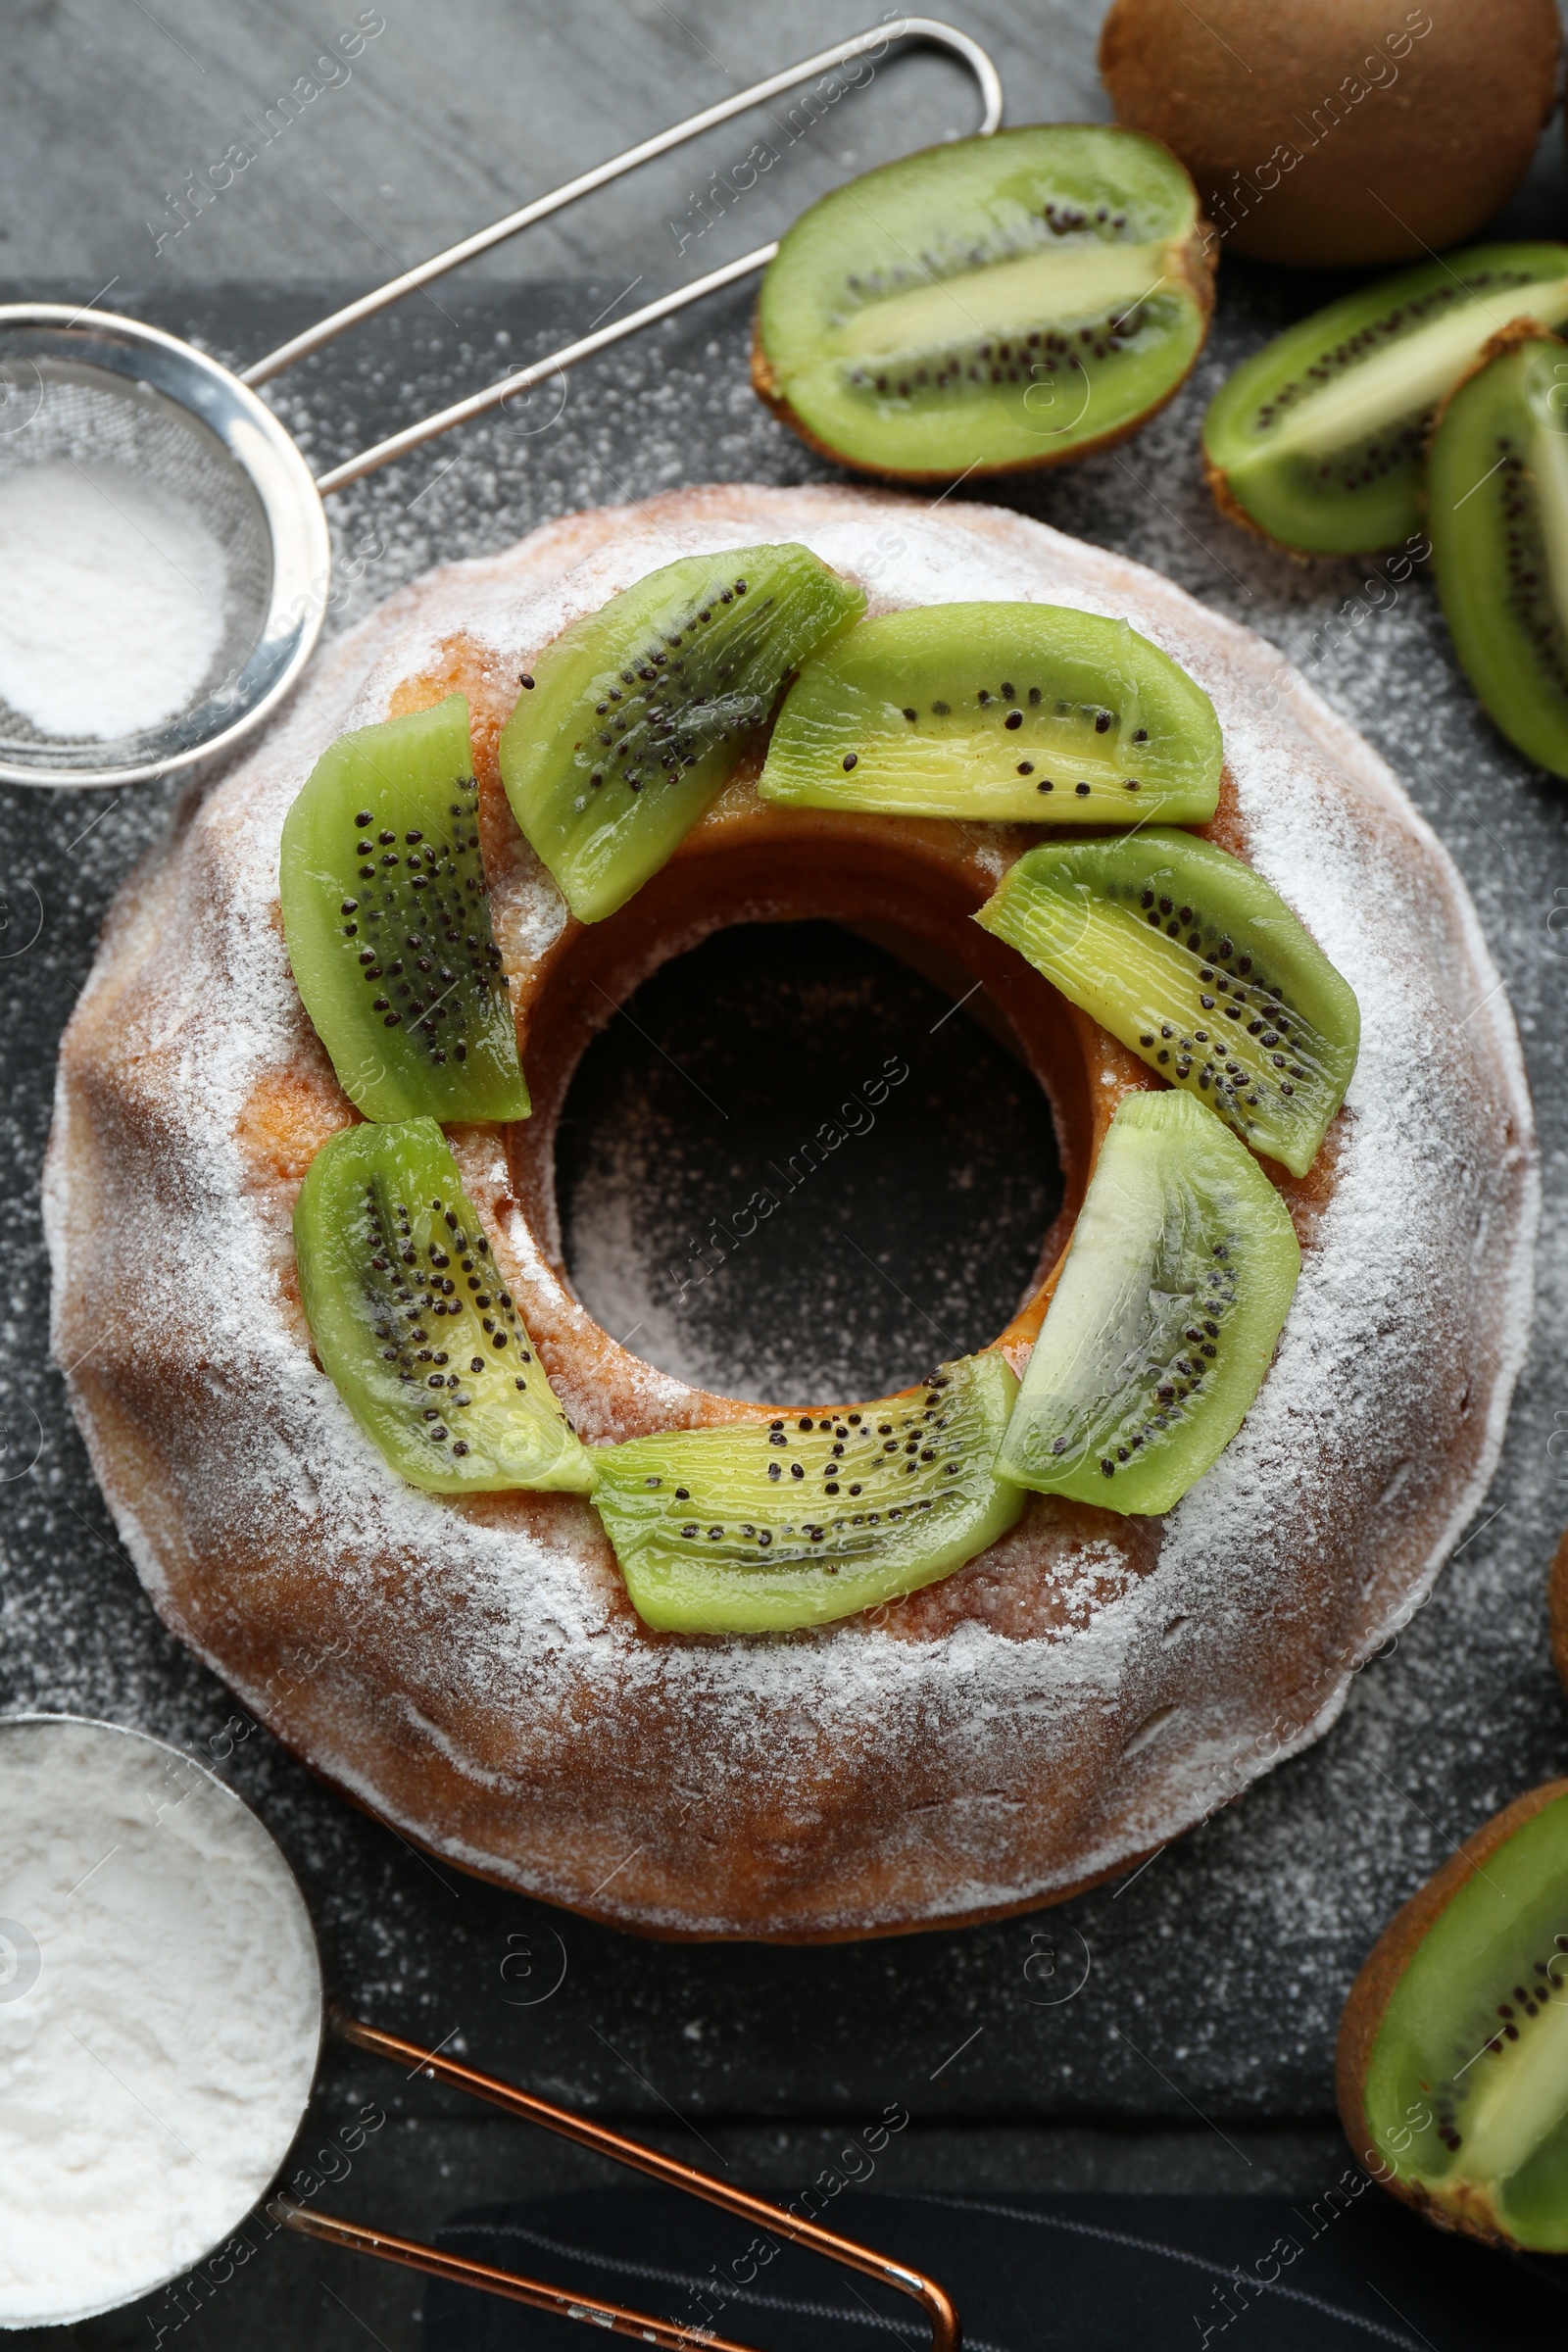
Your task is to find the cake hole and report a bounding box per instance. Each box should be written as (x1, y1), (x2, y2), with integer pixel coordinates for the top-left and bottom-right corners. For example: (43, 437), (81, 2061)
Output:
(556, 920), (1063, 1402)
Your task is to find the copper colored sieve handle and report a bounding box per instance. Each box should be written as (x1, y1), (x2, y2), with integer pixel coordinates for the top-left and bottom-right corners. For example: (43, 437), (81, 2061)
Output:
(281, 2014), (962, 2350)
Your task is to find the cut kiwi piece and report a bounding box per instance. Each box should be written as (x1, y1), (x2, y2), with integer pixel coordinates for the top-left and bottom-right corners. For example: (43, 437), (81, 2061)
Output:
(997, 1091), (1298, 1514)
(499, 544), (864, 923)
(1339, 1780), (1568, 2251)
(754, 125), (1214, 481)
(295, 1116), (592, 1494)
(1429, 328), (1568, 779)
(1203, 243), (1568, 554)
(758, 602), (1222, 824)
(279, 694), (527, 1124)
(976, 829), (1358, 1178)
(592, 1353), (1021, 1633)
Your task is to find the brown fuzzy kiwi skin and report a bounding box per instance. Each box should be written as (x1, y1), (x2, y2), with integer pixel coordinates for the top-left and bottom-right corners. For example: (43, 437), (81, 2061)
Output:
(1099, 0), (1561, 270)
(749, 137), (1216, 486)
(1335, 1778), (1568, 2249)
(1549, 1525), (1568, 1698)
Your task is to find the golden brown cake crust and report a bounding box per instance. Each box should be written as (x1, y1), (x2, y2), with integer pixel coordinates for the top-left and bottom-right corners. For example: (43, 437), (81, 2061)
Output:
(44, 484), (1537, 1937)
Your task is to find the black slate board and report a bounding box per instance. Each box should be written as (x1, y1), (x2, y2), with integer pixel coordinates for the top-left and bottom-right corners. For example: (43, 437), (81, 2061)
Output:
(0, 259), (1564, 2212)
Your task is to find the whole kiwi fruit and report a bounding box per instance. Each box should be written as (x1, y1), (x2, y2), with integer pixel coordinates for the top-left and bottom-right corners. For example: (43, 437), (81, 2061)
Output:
(1099, 0), (1561, 269)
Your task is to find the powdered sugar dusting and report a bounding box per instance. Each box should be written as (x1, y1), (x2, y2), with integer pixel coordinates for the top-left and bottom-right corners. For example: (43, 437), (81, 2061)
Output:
(43, 486), (1536, 1936)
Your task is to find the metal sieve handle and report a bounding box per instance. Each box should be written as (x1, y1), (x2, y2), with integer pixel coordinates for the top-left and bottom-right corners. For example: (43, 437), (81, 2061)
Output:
(243, 16), (1004, 496)
(281, 2013), (961, 2349)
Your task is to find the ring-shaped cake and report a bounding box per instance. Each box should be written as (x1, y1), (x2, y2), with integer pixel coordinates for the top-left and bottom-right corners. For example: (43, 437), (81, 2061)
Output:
(45, 484), (1537, 1937)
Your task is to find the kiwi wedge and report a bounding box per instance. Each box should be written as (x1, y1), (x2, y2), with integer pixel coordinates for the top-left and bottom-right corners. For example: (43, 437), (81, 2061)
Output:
(1429, 329), (1568, 779)
(753, 125), (1214, 481)
(1203, 243), (1568, 554)
(591, 1353), (1021, 1633)
(279, 695), (527, 1124)
(758, 603), (1222, 824)
(499, 544), (863, 923)
(1338, 1781), (1568, 2251)
(976, 829), (1358, 1178)
(295, 1116), (592, 1494)
(997, 1092), (1298, 1513)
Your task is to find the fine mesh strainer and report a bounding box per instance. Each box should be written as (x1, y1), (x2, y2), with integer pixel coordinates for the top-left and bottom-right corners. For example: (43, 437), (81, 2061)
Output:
(0, 20), (1002, 791)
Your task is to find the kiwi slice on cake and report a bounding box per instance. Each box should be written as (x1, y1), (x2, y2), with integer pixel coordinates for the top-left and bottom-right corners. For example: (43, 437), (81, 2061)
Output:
(758, 603), (1222, 824)
(295, 1116), (592, 1494)
(280, 695), (527, 1124)
(1339, 1781), (1568, 2251)
(753, 125), (1214, 481)
(1429, 328), (1568, 779)
(976, 829), (1358, 1177)
(997, 1091), (1298, 1513)
(1203, 243), (1568, 554)
(499, 544), (864, 923)
(592, 1353), (1021, 1633)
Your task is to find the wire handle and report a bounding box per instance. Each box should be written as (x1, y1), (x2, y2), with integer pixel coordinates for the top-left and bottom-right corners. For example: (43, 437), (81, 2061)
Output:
(281, 2014), (961, 2350)
(248, 16), (1003, 495)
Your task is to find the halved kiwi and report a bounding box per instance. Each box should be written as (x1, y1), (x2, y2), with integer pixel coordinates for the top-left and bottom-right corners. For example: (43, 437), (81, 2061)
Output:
(998, 1091), (1298, 1512)
(295, 1117), (592, 1494)
(591, 1353), (1021, 1633)
(279, 695), (527, 1123)
(758, 603), (1222, 824)
(1338, 1780), (1568, 2250)
(499, 544), (863, 923)
(1429, 327), (1568, 779)
(975, 829), (1358, 1178)
(754, 125), (1214, 481)
(1204, 244), (1568, 554)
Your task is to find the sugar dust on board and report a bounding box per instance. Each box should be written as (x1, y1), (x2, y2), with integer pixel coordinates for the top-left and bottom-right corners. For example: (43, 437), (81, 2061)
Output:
(0, 460), (228, 740)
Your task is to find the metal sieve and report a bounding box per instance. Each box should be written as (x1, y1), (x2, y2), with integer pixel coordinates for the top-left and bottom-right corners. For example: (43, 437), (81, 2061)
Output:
(0, 1714), (960, 2347)
(0, 20), (1002, 792)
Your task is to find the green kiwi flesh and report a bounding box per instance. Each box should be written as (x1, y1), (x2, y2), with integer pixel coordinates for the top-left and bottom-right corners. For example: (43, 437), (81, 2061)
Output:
(591, 1353), (1021, 1633)
(499, 544), (864, 923)
(1354, 1788), (1568, 2250)
(758, 603), (1222, 824)
(975, 829), (1358, 1178)
(1204, 244), (1568, 554)
(997, 1091), (1298, 1513)
(295, 1117), (592, 1494)
(755, 126), (1213, 480)
(1429, 332), (1568, 779)
(279, 696), (527, 1123)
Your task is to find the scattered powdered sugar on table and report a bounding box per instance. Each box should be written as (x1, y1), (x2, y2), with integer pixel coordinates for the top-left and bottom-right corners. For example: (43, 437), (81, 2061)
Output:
(0, 461), (227, 740)
(42, 484), (1538, 1935)
(0, 1718), (319, 2328)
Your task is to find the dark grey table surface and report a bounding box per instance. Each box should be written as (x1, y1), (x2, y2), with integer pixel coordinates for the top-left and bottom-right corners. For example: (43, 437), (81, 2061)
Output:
(4, 5), (1568, 2345)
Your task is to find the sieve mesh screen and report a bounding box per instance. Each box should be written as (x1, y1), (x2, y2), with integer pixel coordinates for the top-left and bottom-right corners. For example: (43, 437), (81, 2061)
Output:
(0, 363), (273, 769)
